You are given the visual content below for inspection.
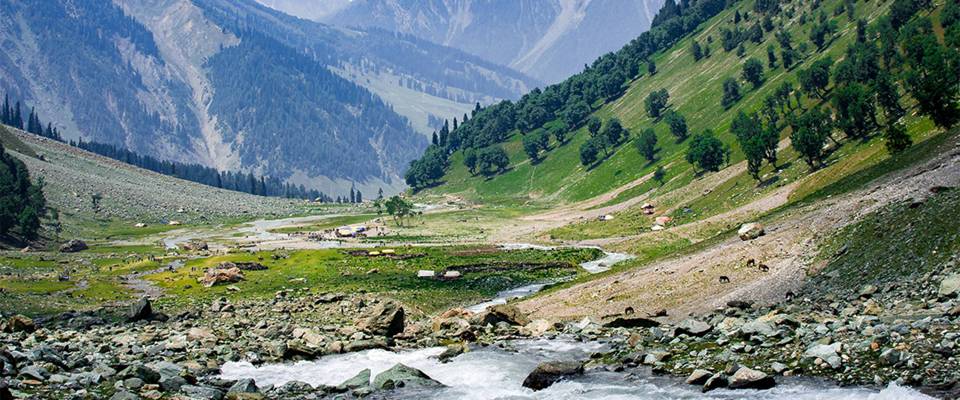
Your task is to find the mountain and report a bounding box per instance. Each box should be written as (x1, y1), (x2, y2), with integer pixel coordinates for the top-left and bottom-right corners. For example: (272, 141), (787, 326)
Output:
(312, 0), (664, 84)
(0, 0), (538, 196)
(255, 0), (352, 21)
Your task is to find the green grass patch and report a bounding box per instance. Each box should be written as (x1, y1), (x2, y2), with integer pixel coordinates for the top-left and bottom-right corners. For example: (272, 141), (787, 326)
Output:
(148, 246), (603, 313)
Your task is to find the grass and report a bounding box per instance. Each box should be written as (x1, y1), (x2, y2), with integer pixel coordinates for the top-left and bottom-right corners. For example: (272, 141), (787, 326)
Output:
(147, 245), (603, 313)
(0, 243), (171, 316)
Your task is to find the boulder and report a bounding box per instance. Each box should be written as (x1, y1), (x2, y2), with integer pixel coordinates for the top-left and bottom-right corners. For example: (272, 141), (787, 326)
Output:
(685, 369), (713, 385)
(702, 373), (728, 392)
(181, 385), (224, 400)
(126, 297), (153, 322)
(227, 378), (261, 400)
(520, 319), (557, 337)
(940, 274), (960, 298)
(199, 267), (245, 288)
(862, 299), (883, 316)
(436, 343), (468, 363)
(337, 369), (370, 391)
(738, 223), (765, 241)
(728, 367), (775, 390)
(484, 304), (530, 326)
(804, 343), (842, 369)
(372, 363), (444, 390)
(179, 241), (209, 252)
(59, 239), (88, 253)
(739, 320), (778, 338)
(521, 361), (584, 391)
(5, 314), (35, 333)
(357, 300), (405, 337)
(675, 319), (712, 336)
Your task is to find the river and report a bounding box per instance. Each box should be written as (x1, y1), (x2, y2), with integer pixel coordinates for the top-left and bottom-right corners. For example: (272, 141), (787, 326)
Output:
(219, 337), (932, 399)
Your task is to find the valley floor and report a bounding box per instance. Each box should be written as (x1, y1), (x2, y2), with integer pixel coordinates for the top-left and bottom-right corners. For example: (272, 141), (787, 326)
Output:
(1, 127), (959, 399)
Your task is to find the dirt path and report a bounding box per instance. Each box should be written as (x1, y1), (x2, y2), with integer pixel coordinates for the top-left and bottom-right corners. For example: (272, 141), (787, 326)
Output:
(518, 136), (960, 322)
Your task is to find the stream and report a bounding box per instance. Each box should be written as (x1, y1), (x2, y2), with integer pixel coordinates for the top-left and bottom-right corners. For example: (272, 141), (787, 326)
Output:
(219, 337), (932, 399)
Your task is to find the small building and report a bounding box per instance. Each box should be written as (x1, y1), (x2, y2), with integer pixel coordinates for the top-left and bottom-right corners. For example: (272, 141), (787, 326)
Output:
(417, 270), (436, 278)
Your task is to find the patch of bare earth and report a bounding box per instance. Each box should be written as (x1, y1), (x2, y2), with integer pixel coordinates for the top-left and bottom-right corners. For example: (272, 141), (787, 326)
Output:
(519, 136), (960, 322)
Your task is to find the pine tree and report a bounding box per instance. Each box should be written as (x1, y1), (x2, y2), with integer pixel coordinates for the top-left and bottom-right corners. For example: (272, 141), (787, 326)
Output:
(12, 102), (22, 130)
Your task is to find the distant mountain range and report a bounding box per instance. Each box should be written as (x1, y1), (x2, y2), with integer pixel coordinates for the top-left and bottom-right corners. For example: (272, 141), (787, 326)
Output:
(0, 0), (538, 196)
(263, 0), (664, 84)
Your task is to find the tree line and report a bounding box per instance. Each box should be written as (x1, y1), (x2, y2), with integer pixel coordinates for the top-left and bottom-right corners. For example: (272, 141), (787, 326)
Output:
(0, 130), (46, 241)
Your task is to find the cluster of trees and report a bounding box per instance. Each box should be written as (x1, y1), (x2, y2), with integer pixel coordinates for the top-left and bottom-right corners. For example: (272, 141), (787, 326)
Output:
(374, 195), (415, 226)
(0, 140), (46, 241)
(0, 96), (62, 140)
(717, 0), (958, 182)
(580, 117), (628, 166)
(464, 146), (509, 175)
(404, 0), (730, 190)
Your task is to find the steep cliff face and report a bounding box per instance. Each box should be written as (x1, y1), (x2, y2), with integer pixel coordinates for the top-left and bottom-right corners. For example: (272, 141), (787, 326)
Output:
(315, 0), (664, 83)
(0, 0), (538, 195)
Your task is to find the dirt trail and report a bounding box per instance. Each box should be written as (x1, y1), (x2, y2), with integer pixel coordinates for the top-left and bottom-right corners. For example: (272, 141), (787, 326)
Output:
(518, 136), (960, 322)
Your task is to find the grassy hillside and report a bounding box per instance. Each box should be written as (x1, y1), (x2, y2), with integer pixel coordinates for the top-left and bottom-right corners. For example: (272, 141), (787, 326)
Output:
(421, 0), (920, 207)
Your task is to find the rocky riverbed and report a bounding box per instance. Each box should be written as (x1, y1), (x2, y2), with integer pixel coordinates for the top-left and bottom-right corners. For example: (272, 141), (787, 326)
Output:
(1, 256), (958, 400)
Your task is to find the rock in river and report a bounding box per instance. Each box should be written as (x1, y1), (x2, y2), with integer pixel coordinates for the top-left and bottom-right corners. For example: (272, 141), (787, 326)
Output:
(372, 363), (444, 390)
(521, 361), (584, 391)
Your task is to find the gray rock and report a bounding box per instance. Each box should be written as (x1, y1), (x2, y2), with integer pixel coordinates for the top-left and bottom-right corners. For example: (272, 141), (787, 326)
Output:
(338, 369), (370, 390)
(160, 376), (188, 392)
(728, 367), (776, 389)
(521, 361), (584, 391)
(59, 239), (88, 253)
(803, 342), (842, 368)
(358, 300), (405, 337)
(181, 385), (224, 400)
(18, 365), (49, 381)
(940, 274), (960, 298)
(880, 348), (902, 365)
(702, 373), (728, 392)
(119, 364), (160, 384)
(126, 297), (153, 322)
(109, 391), (140, 400)
(372, 363), (444, 390)
(676, 319), (712, 336)
(685, 369), (713, 385)
(123, 378), (145, 390)
(740, 320), (778, 337)
(227, 378), (260, 399)
(770, 362), (787, 374)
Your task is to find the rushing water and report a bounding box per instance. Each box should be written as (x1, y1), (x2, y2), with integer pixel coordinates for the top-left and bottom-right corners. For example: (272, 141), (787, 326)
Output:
(220, 338), (933, 400)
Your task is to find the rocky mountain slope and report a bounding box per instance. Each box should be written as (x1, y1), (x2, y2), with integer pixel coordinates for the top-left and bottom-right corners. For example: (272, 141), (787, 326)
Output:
(1, 126), (309, 231)
(0, 0), (538, 196)
(291, 0), (663, 84)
